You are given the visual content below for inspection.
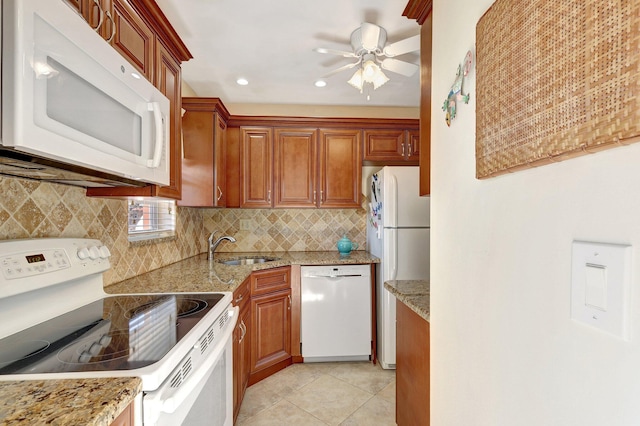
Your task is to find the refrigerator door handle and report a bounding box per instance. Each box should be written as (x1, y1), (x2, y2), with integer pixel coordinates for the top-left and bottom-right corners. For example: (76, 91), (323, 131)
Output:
(389, 174), (398, 228)
(390, 229), (398, 280)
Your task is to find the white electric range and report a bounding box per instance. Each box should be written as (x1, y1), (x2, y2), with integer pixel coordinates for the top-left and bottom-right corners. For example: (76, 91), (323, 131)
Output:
(0, 238), (237, 426)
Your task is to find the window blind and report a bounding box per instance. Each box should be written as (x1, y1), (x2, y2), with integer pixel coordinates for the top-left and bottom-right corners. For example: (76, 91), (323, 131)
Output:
(128, 199), (176, 241)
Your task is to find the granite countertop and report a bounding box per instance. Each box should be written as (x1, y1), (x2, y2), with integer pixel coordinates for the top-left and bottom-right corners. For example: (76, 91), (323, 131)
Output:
(0, 377), (141, 426)
(105, 250), (379, 294)
(384, 280), (430, 322)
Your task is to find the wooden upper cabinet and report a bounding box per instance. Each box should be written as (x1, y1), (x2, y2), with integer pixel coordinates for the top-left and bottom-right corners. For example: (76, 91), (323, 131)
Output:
(153, 40), (182, 199)
(241, 128), (273, 208)
(111, 0), (154, 81)
(363, 129), (420, 164)
(273, 129), (317, 208)
(318, 129), (362, 208)
(84, 0), (192, 199)
(179, 98), (229, 207)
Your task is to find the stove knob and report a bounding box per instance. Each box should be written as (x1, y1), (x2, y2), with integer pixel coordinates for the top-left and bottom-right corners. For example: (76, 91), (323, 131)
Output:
(98, 246), (111, 259)
(77, 247), (90, 260)
(88, 246), (101, 260)
(99, 335), (112, 346)
(79, 351), (93, 363)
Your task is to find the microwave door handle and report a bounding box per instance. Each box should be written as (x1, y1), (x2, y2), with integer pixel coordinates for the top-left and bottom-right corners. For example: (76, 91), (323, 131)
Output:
(147, 102), (164, 168)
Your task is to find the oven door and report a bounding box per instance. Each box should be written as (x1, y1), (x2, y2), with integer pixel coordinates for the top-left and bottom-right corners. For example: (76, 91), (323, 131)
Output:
(142, 306), (237, 426)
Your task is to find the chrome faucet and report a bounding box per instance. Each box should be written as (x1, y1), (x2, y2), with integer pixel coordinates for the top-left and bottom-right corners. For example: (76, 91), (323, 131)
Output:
(207, 231), (236, 260)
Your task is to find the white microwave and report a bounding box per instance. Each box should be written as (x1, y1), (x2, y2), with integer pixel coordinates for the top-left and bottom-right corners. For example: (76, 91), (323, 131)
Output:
(1, 0), (170, 186)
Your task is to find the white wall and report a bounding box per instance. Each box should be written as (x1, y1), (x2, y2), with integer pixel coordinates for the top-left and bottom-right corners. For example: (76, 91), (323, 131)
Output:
(432, 1), (640, 425)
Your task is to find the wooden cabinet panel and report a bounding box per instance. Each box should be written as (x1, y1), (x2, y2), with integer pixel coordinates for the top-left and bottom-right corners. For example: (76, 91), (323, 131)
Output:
(110, 402), (133, 426)
(250, 289), (292, 374)
(407, 129), (420, 162)
(111, 0), (154, 80)
(250, 267), (290, 297)
(396, 300), (430, 426)
(241, 127), (273, 208)
(274, 128), (317, 208)
(179, 98), (229, 207)
(319, 129), (362, 208)
(363, 129), (405, 161)
(232, 278), (251, 422)
(153, 40), (182, 199)
(419, 15), (432, 196)
(214, 115), (227, 207)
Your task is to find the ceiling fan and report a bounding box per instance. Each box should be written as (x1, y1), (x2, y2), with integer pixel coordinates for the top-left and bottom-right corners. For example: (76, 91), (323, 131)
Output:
(315, 22), (420, 93)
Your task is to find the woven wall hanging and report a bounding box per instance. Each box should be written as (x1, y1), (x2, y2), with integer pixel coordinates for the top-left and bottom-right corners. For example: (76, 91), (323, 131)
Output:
(476, 0), (640, 179)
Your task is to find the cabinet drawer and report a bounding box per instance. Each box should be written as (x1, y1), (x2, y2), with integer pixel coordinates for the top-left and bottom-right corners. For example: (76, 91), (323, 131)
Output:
(233, 277), (250, 309)
(250, 267), (290, 296)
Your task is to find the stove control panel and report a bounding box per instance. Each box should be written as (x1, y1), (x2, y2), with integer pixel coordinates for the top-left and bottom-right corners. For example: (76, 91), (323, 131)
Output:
(1, 248), (71, 279)
(0, 238), (111, 299)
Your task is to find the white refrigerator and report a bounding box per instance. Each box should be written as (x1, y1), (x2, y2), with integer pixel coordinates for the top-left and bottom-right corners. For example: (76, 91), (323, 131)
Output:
(366, 166), (430, 369)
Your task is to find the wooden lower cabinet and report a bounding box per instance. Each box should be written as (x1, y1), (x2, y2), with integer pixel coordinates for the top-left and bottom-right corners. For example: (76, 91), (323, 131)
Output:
(110, 402), (133, 426)
(250, 288), (292, 381)
(232, 278), (251, 422)
(396, 300), (430, 426)
(233, 267), (292, 416)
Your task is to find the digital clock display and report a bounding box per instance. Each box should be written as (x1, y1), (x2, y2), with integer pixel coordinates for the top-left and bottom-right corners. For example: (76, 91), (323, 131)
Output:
(26, 254), (46, 264)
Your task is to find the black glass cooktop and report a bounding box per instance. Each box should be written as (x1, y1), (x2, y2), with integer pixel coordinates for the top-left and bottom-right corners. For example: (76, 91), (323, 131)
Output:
(0, 293), (224, 374)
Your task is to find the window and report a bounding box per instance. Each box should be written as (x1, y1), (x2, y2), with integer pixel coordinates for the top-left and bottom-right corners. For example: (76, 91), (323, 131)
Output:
(128, 199), (176, 242)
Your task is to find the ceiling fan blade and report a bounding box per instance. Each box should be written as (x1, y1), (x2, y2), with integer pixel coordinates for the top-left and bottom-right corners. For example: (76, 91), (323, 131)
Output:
(380, 58), (419, 77)
(360, 22), (381, 51)
(314, 47), (356, 58)
(383, 35), (420, 57)
(322, 61), (361, 77)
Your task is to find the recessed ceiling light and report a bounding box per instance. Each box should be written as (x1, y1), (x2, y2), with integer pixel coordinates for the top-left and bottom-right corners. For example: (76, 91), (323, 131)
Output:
(236, 78), (249, 86)
(314, 80), (327, 88)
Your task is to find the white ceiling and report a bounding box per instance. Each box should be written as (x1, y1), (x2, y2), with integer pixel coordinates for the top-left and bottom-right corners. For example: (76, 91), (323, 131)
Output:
(154, 0), (421, 108)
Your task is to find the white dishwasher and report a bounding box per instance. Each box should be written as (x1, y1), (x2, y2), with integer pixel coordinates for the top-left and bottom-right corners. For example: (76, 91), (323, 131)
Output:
(301, 264), (372, 362)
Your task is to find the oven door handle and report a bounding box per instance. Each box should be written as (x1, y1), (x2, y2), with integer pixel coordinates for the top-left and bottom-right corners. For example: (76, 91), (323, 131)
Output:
(157, 306), (238, 415)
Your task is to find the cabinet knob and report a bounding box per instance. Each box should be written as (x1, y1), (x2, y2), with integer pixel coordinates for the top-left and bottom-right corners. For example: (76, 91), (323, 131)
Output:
(287, 294), (292, 310)
(105, 11), (116, 43)
(217, 186), (223, 201)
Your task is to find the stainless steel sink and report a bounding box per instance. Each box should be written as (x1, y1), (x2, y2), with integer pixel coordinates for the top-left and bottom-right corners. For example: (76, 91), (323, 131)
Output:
(216, 257), (280, 266)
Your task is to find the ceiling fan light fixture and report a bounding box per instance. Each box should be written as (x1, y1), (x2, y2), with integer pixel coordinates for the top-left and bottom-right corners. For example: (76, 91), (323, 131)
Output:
(347, 68), (364, 92)
(372, 69), (389, 90)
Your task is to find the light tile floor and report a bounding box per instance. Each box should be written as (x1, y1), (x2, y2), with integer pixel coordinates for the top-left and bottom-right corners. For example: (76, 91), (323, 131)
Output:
(237, 362), (396, 426)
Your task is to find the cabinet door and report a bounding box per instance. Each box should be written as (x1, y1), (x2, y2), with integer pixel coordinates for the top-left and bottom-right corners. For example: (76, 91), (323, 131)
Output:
(250, 289), (292, 374)
(406, 130), (420, 162)
(363, 129), (405, 161)
(241, 128), (273, 208)
(232, 278), (250, 421)
(274, 128), (317, 208)
(318, 129), (362, 208)
(111, 0), (154, 81)
(213, 113), (227, 207)
(154, 41), (182, 200)
(179, 110), (214, 206)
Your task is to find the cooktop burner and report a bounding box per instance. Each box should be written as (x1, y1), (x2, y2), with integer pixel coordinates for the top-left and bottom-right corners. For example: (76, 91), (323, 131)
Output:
(0, 293), (224, 375)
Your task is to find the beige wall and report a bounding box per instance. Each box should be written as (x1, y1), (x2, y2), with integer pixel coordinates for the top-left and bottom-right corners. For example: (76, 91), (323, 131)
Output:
(432, 0), (640, 424)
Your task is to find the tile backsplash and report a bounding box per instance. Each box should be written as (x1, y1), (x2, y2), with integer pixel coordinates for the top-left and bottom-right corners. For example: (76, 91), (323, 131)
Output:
(0, 177), (203, 286)
(0, 176), (366, 286)
(202, 206), (366, 252)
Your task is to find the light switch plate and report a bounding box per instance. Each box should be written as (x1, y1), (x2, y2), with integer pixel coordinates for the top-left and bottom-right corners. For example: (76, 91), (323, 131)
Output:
(571, 241), (631, 340)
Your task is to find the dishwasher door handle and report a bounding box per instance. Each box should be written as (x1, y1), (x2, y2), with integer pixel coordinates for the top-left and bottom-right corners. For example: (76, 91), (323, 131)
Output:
(304, 274), (364, 278)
